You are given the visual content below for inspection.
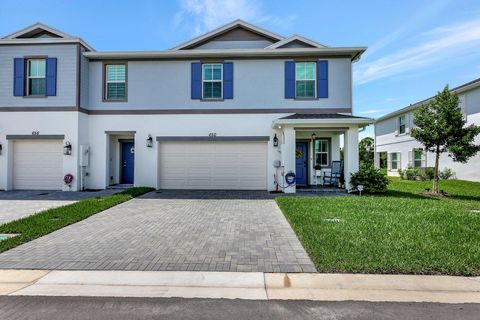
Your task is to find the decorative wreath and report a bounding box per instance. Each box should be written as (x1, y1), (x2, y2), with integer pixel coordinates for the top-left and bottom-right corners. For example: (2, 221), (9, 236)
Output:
(64, 174), (74, 185)
(285, 172), (296, 185)
(295, 149), (303, 159)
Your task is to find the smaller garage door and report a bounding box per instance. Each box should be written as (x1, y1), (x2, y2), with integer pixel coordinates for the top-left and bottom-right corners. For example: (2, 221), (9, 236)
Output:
(158, 141), (267, 190)
(13, 140), (63, 190)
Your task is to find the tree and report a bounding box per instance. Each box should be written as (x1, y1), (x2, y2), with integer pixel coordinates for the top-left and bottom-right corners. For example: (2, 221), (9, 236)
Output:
(411, 85), (480, 193)
(359, 137), (374, 166)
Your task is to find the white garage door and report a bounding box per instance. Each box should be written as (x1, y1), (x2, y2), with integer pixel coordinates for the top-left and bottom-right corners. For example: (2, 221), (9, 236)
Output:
(13, 140), (63, 190)
(158, 141), (267, 190)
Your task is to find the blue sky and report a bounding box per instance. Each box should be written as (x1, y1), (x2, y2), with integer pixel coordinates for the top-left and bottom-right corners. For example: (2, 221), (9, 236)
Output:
(1, 0), (480, 138)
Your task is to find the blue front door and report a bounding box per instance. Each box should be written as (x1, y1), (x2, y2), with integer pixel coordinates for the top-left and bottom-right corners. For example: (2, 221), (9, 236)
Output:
(121, 142), (135, 184)
(295, 142), (308, 185)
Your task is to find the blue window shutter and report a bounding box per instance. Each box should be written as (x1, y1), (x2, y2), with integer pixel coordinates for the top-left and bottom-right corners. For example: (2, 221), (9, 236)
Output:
(223, 62), (233, 99)
(317, 60), (328, 98)
(284, 61), (295, 99)
(191, 62), (202, 99)
(13, 58), (25, 96)
(45, 57), (57, 96)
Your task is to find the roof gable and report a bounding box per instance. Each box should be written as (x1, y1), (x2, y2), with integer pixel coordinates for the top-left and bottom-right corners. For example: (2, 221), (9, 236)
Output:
(2, 23), (75, 39)
(266, 35), (328, 49)
(172, 19), (284, 50)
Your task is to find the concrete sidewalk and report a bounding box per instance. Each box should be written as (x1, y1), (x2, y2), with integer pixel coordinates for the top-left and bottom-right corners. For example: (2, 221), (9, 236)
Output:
(1, 270), (479, 304)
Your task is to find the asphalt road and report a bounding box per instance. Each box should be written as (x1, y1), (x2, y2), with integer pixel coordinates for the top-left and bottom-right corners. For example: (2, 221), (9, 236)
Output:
(0, 296), (478, 320)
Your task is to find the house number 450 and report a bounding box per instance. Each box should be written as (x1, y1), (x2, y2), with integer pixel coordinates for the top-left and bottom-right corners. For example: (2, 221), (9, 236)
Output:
(32, 131), (40, 135)
(208, 132), (217, 137)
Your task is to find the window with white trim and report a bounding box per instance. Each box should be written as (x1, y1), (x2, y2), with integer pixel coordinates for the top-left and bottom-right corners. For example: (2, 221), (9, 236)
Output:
(391, 152), (399, 170)
(414, 148), (423, 168)
(202, 63), (222, 99)
(398, 115), (406, 134)
(105, 64), (126, 101)
(27, 59), (46, 96)
(295, 62), (316, 98)
(314, 139), (329, 167)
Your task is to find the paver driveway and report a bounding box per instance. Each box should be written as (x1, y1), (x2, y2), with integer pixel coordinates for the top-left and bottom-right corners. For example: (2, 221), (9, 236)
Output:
(0, 191), (316, 273)
(0, 190), (119, 225)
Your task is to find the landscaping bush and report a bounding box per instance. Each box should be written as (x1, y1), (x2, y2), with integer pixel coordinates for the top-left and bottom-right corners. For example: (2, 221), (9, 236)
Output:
(404, 166), (419, 180)
(424, 167), (435, 180)
(440, 168), (455, 180)
(350, 164), (389, 193)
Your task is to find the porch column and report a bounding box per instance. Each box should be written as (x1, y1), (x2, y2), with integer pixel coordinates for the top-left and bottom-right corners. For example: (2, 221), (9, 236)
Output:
(281, 126), (296, 193)
(344, 125), (359, 191)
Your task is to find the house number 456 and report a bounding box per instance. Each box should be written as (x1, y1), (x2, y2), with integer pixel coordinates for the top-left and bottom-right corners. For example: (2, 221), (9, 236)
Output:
(208, 132), (217, 137)
(32, 131), (39, 135)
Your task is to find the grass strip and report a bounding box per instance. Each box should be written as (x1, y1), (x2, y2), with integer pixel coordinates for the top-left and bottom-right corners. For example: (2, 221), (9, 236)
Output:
(0, 187), (154, 254)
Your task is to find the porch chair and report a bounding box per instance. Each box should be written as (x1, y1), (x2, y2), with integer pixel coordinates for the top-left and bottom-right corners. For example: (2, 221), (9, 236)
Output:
(323, 161), (342, 186)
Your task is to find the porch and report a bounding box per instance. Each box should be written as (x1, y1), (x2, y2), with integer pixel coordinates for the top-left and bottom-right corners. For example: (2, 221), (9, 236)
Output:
(272, 114), (373, 193)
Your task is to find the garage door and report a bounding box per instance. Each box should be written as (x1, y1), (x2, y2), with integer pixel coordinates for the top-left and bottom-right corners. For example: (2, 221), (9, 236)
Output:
(158, 141), (267, 190)
(13, 140), (63, 190)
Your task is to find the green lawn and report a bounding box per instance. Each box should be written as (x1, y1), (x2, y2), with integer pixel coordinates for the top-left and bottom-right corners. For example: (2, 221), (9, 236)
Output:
(277, 178), (480, 276)
(0, 187), (154, 254)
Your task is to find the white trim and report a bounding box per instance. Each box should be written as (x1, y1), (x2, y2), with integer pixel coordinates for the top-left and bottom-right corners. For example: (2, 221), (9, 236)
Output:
(265, 34), (328, 49)
(314, 139), (329, 167)
(83, 47), (367, 60)
(201, 63), (223, 99)
(2, 22), (75, 40)
(295, 62), (317, 99)
(171, 19), (285, 50)
(0, 38), (95, 51)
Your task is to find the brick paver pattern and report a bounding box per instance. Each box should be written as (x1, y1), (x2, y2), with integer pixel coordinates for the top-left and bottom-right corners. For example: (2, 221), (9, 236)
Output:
(0, 193), (316, 273)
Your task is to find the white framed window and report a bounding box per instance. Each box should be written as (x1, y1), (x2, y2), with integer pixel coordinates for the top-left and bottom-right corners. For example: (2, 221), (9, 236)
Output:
(27, 59), (46, 96)
(295, 62), (316, 98)
(391, 152), (399, 170)
(202, 63), (222, 99)
(314, 139), (329, 167)
(414, 148), (423, 168)
(398, 115), (406, 134)
(105, 63), (127, 101)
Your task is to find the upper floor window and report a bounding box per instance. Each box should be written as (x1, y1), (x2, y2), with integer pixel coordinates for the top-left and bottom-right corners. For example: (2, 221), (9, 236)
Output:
(398, 115), (406, 134)
(105, 63), (127, 101)
(202, 63), (222, 99)
(27, 59), (46, 96)
(315, 139), (329, 167)
(295, 62), (316, 98)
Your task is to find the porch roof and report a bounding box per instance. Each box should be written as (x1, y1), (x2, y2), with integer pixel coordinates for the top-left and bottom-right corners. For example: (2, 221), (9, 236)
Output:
(272, 113), (374, 128)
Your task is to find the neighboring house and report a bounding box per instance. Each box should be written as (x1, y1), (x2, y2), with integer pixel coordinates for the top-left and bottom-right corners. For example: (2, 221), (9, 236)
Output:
(0, 20), (372, 192)
(375, 78), (480, 181)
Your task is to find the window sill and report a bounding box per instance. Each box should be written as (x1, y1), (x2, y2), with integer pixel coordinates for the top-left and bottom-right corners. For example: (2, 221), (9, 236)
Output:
(23, 95), (47, 99)
(201, 98), (224, 102)
(102, 99), (128, 103)
(294, 97), (319, 101)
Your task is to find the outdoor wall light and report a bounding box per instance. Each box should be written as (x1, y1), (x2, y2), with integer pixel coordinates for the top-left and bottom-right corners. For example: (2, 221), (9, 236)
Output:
(0, 143), (2, 155)
(63, 141), (72, 155)
(311, 133), (316, 141)
(146, 134), (153, 148)
(273, 134), (279, 147)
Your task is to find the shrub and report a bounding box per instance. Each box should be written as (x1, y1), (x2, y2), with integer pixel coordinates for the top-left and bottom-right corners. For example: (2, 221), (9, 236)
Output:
(440, 168), (455, 180)
(397, 168), (405, 179)
(405, 166), (417, 180)
(350, 164), (389, 194)
(424, 167), (435, 180)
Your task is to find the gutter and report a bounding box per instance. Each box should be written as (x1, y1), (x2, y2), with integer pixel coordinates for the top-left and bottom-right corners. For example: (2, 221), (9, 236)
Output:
(271, 117), (374, 128)
(83, 47), (367, 61)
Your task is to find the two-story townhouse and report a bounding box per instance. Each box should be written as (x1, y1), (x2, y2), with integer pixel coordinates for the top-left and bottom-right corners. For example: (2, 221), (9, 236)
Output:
(375, 78), (480, 181)
(0, 20), (372, 192)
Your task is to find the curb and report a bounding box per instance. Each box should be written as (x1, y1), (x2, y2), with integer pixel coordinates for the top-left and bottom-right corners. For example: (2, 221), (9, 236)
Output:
(1, 270), (479, 303)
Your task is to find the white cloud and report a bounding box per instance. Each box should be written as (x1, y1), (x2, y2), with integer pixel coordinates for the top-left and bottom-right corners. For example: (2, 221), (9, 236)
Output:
(354, 17), (480, 85)
(174, 0), (295, 35)
(358, 108), (386, 115)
